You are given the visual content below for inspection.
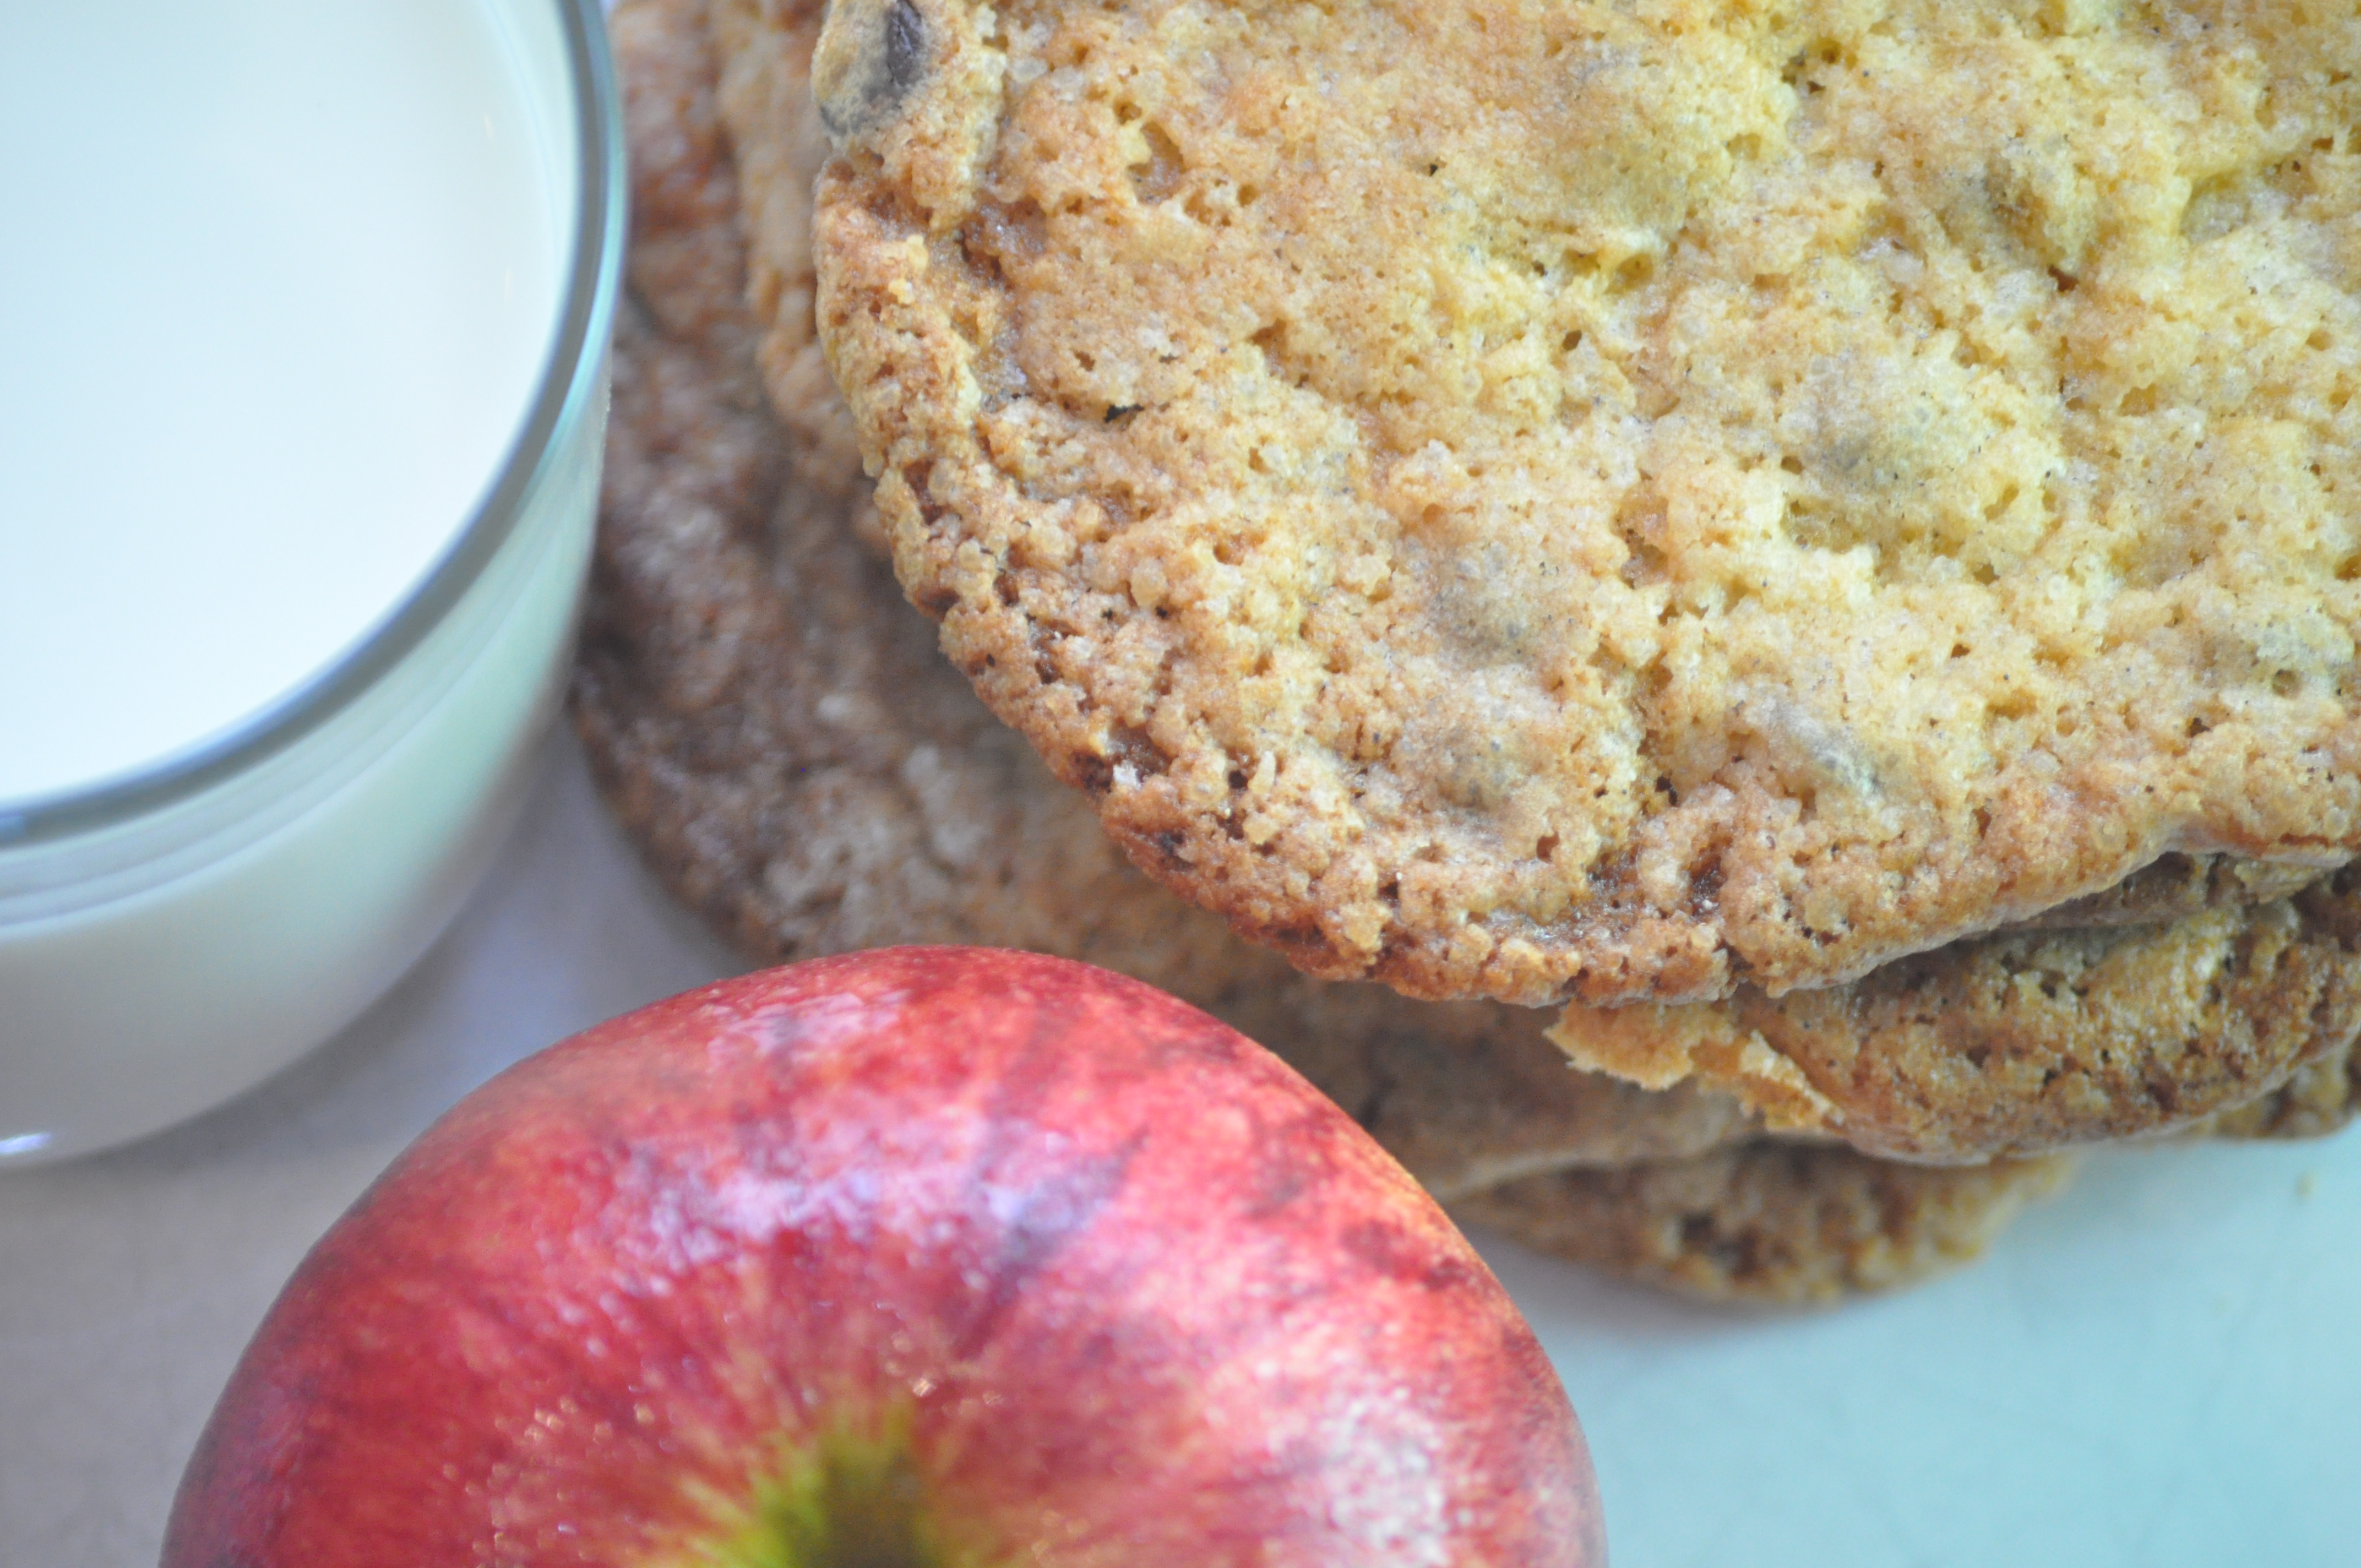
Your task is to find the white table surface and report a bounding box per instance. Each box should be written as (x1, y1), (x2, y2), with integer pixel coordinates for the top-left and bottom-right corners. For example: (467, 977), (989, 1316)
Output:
(4, 730), (2355, 1567)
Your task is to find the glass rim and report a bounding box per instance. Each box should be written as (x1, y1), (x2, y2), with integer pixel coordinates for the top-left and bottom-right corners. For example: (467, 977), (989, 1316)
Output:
(0, 0), (627, 847)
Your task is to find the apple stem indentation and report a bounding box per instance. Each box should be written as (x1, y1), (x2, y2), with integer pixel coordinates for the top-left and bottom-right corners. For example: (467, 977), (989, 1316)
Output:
(683, 1413), (993, 1568)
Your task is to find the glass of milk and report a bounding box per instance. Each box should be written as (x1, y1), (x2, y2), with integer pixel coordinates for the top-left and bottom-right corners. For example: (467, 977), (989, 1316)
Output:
(0, 0), (624, 1163)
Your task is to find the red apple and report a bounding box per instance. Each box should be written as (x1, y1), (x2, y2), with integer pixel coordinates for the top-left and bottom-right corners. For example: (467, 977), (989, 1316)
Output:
(165, 946), (1602, 1566)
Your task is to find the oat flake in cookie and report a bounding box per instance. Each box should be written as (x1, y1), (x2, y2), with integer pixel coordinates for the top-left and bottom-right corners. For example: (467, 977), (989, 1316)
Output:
(812, 0), (2361, 1006)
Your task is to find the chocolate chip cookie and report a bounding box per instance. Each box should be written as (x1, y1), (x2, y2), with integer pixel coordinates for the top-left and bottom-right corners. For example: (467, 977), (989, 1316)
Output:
(809, 0), (2361, 1010)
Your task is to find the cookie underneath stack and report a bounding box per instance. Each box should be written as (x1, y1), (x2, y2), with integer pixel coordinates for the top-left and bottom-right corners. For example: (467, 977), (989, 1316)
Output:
(578, 0), (2355, 1301)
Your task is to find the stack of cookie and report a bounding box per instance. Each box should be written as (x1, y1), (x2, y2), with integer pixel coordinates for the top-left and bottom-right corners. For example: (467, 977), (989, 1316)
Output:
(578, 0), (2361, 1301)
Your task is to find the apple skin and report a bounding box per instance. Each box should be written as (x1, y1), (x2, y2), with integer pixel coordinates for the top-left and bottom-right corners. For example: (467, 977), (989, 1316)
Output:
(164, 946), (1602, 1566)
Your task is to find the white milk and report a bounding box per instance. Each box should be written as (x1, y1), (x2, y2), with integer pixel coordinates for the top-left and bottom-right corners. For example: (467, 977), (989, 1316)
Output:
(0, 0), (565, 804)
(0, 0), (618, 1163)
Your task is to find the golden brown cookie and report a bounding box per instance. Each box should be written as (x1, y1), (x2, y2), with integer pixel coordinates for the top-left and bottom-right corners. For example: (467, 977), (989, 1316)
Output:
(583, 0), (1755, 1202)
(2206, 1031), (2361, 1142)
(1494, 1043), (2361, 1297)
(2017, 854), (2327, 932)
(1553, 868), (2361, 1162)
(1456, 1145), (2074, 1306)
(1469, 1032), (2355, 1303)
(808, 0), (2361, 1009)
(592, 1), (2347, 1308)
